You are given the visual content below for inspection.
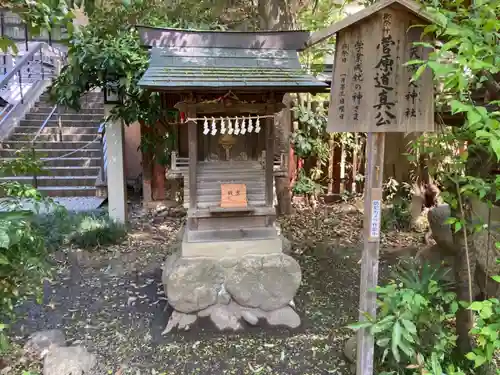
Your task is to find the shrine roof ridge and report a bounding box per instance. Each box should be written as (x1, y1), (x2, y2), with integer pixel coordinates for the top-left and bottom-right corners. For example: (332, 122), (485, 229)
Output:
(137, 25), (311, 51)
(306, 0), (438, 47)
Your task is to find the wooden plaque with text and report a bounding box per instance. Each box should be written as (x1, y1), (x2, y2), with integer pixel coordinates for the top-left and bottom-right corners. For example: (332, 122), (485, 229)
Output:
(327, 5), (435, 133)
(220, 183), (248, 208)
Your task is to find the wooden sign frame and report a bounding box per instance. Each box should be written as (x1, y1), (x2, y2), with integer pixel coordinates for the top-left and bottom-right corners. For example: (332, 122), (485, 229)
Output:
(305, 1), (436, 374)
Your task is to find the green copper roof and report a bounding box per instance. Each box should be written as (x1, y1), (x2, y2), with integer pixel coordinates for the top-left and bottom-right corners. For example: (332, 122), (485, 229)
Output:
(138, 46), (328, 93)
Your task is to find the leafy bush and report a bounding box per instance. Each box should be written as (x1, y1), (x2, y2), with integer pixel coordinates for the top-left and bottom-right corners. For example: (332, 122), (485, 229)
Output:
(34, 210), (127, 250)
(349, 262), (466, 375)
(466, 264), (500, 372)
(0, 155), (54, 352)
(292, 169), (325, 197)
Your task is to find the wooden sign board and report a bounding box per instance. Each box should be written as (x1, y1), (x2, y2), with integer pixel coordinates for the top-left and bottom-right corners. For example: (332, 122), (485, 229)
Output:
(328, 7), (434, 133)
(221, 183), (248, 208)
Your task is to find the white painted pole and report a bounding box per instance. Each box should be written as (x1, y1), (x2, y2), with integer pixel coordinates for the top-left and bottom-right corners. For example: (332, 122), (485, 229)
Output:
(104, 105), (127, 224)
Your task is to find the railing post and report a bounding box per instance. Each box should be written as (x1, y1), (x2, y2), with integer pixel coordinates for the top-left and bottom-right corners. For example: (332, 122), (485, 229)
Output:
(57, 104), (62, 142)
(40, 47), (44, 80)
(18, 72), (23, 104)
(32, 147), (38, 188)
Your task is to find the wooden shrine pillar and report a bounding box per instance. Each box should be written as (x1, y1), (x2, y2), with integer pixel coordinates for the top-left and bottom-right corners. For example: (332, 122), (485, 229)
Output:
(265, 104), (275, 210)
(187, 104), (198, 228)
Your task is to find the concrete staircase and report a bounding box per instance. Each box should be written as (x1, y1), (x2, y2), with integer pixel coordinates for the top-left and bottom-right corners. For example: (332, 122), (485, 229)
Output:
(0, 92), (105, 197)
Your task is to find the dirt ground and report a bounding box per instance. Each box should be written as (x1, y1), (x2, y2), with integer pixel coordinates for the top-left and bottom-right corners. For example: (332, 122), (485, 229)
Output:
(10, 202), (424, 375)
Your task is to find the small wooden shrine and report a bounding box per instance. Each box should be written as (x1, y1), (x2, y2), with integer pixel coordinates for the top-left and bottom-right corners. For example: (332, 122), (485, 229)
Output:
(138, 27), (328, 257)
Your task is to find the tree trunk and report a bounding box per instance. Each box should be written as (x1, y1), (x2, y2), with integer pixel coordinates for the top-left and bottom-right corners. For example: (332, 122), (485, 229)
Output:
(451, 206), (476, 355)
(259, 0), (298, 215)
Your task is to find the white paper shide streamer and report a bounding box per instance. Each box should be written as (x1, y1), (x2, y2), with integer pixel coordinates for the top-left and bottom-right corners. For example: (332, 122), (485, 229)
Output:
(219, 117), (225, 135)
(234, 117), (240, 135)
(240, 117), (246, 135)
(211, 117), (217, 135)
(203, 116), (209, 135)
(227, 117), (234, 135)
(247, 117), (254, 133)
(190, 115), (273, 136)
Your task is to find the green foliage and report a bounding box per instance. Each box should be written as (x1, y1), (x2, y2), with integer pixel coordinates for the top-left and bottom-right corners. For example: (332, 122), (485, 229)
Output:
(0, 0), (74, 53)
(48, 0), (224, 165)
(381, 178), (412, 231)
(0, 155), (55, 353)
(349, 262), (464, 375)
(292, 104), (329, 160)
(292, 169), (324, 197)
(34, 209), (127, 250)
(466, 270), (500, 371)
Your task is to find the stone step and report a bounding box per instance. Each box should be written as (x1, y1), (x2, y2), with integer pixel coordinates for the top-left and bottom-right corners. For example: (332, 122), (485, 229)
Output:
(0, 148), (102, 158)
(34, 103), (104, 111)
(0, 157), (101, 168)
(0, 175), (98, 187)
(13, 126), (100, 135)
(2, 141), (101, 150)
(19, 119), (103, 128)
(39, 166), (101, 176)
(186, 226), (278, 243)
(38, 186), (97, 197)
(24, 113), (104, 122)
(28, 107), (104, 115)
(10, 133), (98, 142)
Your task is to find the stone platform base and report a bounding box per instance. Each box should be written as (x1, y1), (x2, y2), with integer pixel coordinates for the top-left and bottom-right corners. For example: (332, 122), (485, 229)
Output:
(162, 246), (301, 333)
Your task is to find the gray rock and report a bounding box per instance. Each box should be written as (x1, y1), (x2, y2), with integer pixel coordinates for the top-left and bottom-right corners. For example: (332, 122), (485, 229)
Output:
(197, 305), (215, 318)
(43, 346), (102, 375)
(162, 310), (182, 335)
(217, 284), (231, 305)
(225, 254), (302, 311)
(178, 313), (197, 331)
(210, 305), (242, 330)
(344, 336), (357, 363)
(428, 204), (453, 249)
(266, 306), (301, 328)
(163, 256), (224, 313)
(163, 311), (197, 334)
(241, 310), (259, 325)
(24, 330), (66, 359)
(282, 235), (292, 255)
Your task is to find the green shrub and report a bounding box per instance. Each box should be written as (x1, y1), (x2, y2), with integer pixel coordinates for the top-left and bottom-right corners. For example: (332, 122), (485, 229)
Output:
(348, 261), (467, 375)
(68, 212), (127, 248)
(34, 210), (127, 250)
(0, 155), (53, 352)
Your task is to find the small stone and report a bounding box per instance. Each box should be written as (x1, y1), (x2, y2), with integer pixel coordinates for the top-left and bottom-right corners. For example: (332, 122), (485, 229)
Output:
(43, 346), (102, 375)
(281, 236), (292, 255)
(217, 284), (231, 305)
(24, 330), (66, 359)
(177, 313), (197, 331)
(241, 310), (259, 325)
(210, 305), (241, 331)
(267, 306), (301, 328)
(344, 336), (357, 363)
(162, 311), (182, 335)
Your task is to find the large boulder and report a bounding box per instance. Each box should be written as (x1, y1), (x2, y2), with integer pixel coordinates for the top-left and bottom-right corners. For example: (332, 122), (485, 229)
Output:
(163, 254), (225, 313)
(24, 330), (66, 360)
(225, 254), (301, 311)
(43, 346), (104, 375)
(162, 252), (302, 330)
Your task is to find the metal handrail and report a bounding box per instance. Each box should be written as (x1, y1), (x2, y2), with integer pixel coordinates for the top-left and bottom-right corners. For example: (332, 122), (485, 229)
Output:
(31, 104), (58, 145)
(0, 42), (44, 88)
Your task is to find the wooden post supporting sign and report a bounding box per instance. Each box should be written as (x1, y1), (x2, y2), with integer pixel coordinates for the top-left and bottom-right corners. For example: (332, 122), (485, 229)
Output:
(357, 132), (385, 375)
(304, 1), (436, 374)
